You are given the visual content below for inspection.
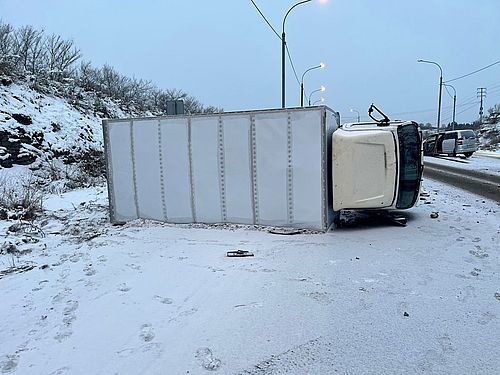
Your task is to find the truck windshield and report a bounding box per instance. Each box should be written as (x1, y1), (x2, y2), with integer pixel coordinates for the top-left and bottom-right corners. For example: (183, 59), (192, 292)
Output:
(396, 123), (422, 209)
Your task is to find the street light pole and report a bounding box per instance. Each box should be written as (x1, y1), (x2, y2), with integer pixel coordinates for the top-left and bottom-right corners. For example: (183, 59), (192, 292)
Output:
(282, 0), (312, 108)
(300, 63), (324, 107)
(417, 59), (443, 134)
(350, 108), (360, 122)
(443, 83), (457, 131)
(308, 85), (325, 106)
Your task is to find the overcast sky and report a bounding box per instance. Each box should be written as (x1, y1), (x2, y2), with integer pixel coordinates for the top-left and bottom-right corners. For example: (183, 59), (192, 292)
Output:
(1, 0), (499, 124)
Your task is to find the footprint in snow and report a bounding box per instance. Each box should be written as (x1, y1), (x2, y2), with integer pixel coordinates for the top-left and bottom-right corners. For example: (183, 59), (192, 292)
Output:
(126, 263), (141, 271)
(195, 347), (221, 371)
(153, 295), (173, 304)
(83, 264), (96, 276)
(0, 354), (19, 374)
(140, 324), (155, 342)
(469, 248), (489, 259)
(470, 268), (481, 276)
(477, 312), (496, 325)
(117, 283), (131, 292)
(48, 366), (71, 375)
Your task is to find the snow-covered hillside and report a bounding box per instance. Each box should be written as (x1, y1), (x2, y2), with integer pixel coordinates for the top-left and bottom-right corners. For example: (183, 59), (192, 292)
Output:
(0, 79), (129, 168)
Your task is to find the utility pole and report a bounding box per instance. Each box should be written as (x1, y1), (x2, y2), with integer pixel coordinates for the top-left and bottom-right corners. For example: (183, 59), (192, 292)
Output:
(477, 88), (487, 126)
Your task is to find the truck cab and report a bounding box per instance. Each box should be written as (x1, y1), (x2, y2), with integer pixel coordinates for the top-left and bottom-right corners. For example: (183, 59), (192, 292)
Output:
(332, 121), (423, 212)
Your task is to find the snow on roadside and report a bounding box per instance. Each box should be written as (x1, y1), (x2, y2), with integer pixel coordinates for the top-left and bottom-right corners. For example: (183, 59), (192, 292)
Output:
(424, 154), (500, 176)
(0, 179), (499, 374)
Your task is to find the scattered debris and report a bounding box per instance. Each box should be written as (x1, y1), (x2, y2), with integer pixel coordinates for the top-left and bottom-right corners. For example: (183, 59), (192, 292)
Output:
(268, 228), (304, 235)
(403, 312), (410, 317)
(227, 250), (254, 258)
(388, 214), (407, 226)
(494, 293), (500, 301)
(430, 212), (439, 219)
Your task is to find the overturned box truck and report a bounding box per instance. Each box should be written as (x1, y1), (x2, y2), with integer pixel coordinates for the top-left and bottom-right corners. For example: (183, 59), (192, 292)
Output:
(102, 106), (423, 231)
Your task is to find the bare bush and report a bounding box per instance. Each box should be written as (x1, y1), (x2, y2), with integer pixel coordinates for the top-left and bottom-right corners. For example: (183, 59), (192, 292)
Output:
(0, 171), (44, 220)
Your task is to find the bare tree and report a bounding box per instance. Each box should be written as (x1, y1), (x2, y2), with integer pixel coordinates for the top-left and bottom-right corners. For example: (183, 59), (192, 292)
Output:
(45, 34), (81, 79)
(13, 25), (44, 74)
(1, 22), (221, 117)
(0, 21), (16, 75)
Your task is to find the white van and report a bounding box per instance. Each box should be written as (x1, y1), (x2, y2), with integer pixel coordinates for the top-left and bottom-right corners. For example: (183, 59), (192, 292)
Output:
(424, 129), (478, 157)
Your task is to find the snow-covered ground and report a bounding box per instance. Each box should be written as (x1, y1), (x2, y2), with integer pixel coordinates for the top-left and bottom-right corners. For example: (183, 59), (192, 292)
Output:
(1, 166), (499, 374)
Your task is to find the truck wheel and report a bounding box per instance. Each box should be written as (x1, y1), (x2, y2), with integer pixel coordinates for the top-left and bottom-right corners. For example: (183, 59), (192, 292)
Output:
(333, 211), (341, 227)
(464, 152), (473, 158)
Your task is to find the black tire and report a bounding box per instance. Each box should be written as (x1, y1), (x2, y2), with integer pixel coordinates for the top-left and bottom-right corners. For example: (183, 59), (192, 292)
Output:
(464, 152), (473, 158)
(333, 211), (341, 227)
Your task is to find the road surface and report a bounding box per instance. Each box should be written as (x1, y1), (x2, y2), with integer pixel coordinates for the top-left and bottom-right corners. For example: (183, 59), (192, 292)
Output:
(424, 156), (500, 203)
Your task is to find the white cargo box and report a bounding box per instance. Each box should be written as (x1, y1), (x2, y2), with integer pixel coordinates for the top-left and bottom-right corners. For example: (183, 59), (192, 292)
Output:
(103, 107), (339, 231)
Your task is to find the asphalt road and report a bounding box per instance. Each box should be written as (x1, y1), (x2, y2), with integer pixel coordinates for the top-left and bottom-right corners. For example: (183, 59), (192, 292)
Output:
(424, 159), (500, 203)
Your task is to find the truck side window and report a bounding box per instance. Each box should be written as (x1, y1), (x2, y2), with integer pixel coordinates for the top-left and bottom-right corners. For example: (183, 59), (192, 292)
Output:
(396, 123), (422, 209)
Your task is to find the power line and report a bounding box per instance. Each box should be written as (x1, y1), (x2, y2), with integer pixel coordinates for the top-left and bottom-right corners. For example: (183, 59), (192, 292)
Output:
(445, 59), (500, 83)
(249, 0), (301, 88)
(285, 45), (300, 85)
(455, 103), (479, 117)
(249, 0), (281, 40)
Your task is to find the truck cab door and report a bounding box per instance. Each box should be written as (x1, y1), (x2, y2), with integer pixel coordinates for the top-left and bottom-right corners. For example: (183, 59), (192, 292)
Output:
(331, 128), (397, 211)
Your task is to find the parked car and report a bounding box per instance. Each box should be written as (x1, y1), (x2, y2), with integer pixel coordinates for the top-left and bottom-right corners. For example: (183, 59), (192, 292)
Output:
(423, 129), (478, 157)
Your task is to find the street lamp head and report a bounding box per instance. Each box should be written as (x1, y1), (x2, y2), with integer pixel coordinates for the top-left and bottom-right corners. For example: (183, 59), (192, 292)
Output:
(319, 62), (325, 69)
(320, 85), (326, 92)
(318, 0), (328, 4)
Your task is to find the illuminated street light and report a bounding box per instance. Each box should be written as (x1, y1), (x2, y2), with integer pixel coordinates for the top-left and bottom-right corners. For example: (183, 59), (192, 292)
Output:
(313, 97), (325, 105)
(308, 85), (325, 106)
(300, 62), (325, 107)
(281, 0), (327, 108)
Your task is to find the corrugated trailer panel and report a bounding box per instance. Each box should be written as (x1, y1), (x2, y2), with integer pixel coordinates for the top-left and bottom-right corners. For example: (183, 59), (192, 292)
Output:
(132, 119), (163, 221)
(103, 107), (338, 231)
(190, 116), (222, 223)
(104, 121), (136, 222)
(222, 115), (253, 224)
(254, 112), (289, 226)
(290, 110), (323, 228)
(160, 118), (192, 223)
